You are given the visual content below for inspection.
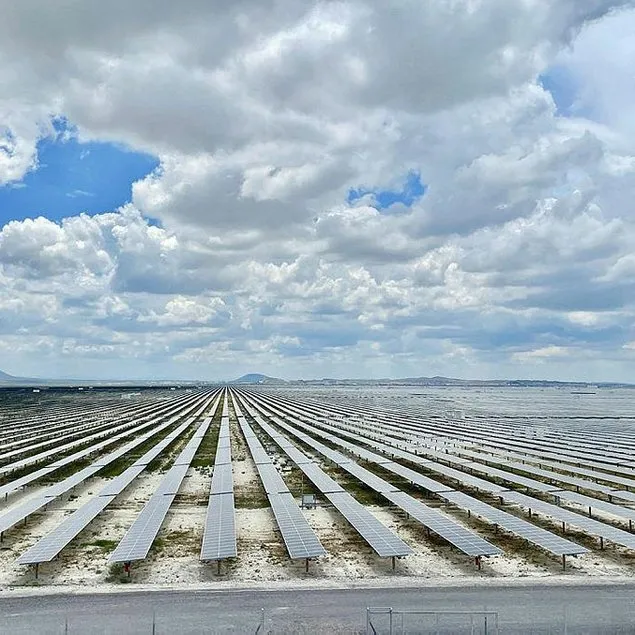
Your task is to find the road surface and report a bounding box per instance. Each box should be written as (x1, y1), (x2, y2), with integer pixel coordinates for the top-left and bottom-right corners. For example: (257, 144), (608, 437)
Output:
(2, 581), (635, 633)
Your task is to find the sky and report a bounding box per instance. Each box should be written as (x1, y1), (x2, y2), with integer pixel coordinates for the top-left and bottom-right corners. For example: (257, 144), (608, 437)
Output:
(1, 2), (635, 382)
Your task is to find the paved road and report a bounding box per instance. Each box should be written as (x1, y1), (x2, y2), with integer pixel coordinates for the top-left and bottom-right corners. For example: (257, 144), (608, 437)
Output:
(2, 582), (635, 633)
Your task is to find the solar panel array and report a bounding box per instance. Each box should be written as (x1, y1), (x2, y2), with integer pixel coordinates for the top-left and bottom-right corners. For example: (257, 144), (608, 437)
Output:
(17, 406), (210, 565)
(268, 391), (635, 552)
(443, 491), (588, 556)
(0, 392), (215, 539)
(502, 490), (635, 550)
(0, 389), (199, 477)
(110, 401), (220, 563)
(201, 391), (238, 561)
(232, 398), (326, 560)
(7, 378), (635, 579)
(234, 395), (412, 558)
(0, 389), (206, 504)
(240, 391), (589, 558)
(237, 393), (502, 558)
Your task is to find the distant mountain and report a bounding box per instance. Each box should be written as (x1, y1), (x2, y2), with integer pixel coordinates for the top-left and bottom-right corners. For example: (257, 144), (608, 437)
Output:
(292, 376), (633, 388)
(0, 369), (19, 382)
(231, 373), (285, 385)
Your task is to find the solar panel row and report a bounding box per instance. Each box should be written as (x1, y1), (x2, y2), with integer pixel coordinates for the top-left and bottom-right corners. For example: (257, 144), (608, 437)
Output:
(16, 404), (215, 565)
(232, 397), (325, 560)
(243, 391), (588, 558)
(237, 393), (501, 559)
(109, 397), (222, 563)
(0, 396), (206, 537)
(201, 392), (238, 561)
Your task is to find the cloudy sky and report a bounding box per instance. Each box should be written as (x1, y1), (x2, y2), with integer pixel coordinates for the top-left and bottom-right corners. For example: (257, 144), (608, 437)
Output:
(1, 1), (635, 382)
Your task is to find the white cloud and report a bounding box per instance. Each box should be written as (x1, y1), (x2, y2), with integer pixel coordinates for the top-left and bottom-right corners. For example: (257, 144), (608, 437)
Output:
(1, 1), (635, 380)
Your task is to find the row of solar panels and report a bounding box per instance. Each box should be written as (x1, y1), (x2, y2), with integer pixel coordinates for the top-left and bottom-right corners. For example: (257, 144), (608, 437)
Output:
(344, 399), (635, 474)
(297, 388), (635, 478)
(238, 391), (586, 559)
(0, 391), (218, 549)
(0, 390), (200, 478)
(232, 397), (326, 560)
(0, 402), (160, 454)
(282, 390), (635, 500)
(0, 391), (205, 500)
(16, 392), (221, 566)
(201, 392), (237, 561)
(288, 390), (635, 548)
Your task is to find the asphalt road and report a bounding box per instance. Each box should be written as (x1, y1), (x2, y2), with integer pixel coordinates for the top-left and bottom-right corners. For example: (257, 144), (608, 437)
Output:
(2, 582), (635, 634)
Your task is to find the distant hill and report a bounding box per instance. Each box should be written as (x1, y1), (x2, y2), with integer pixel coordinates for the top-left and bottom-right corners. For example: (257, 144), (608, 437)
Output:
(293, 376), (633, 388)
(0, 369), (19, 382)
(231, 373), (285, 385)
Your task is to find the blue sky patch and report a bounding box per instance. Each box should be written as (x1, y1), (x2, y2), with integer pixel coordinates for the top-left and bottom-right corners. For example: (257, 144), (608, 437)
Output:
(539, 66), (581, 117)
(347, 171), (426, 211)
(0, 117), (158, 226)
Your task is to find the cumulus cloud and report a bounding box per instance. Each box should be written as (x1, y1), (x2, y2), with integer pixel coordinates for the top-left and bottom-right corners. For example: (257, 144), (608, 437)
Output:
(1, 1), (635, 381)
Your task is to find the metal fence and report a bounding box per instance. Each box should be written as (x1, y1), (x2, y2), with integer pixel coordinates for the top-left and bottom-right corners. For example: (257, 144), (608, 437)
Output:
(365, 607), (499, 635)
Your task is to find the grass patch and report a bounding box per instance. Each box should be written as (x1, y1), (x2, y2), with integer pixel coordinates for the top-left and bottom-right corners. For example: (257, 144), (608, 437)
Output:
(235, 484), (270, 509)
(106, 562), (132, 583)
(82, 538), (118, 551)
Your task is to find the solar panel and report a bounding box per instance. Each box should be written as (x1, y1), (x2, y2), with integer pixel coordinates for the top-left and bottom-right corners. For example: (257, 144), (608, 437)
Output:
(209, 462), (234, 495)
(335, 441), (393, 465)
(248, 445), (273, 465)
(443, 490), (587, 556)
(98, 465), (146, 497)
(609, 490), (635, 503)
(214, 445), (232, 466)
(155, 465), (190, 496)
(341, 462), (400, 494)
(268, 492), (326, 559)
(554, 491), (635, 523)
(325, 491), (412, 557)
(110, 496), (174, 562)
(401, 458), (508, 494)
(384, 491), (501, 557)
(502, 490), (635, 550)
(257, 463), (289, 495)
(382, 461), (454, 494)
(217, 437), (232, 450)
(462, 461), (563, 494)
(201, 492), (238, 560)
(295, 462), (345, 494)
(478, 457), (617, 495)
(283, 446), (314, 466)
(18, 496), (111, 564)
(0, 495), (50, 535)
